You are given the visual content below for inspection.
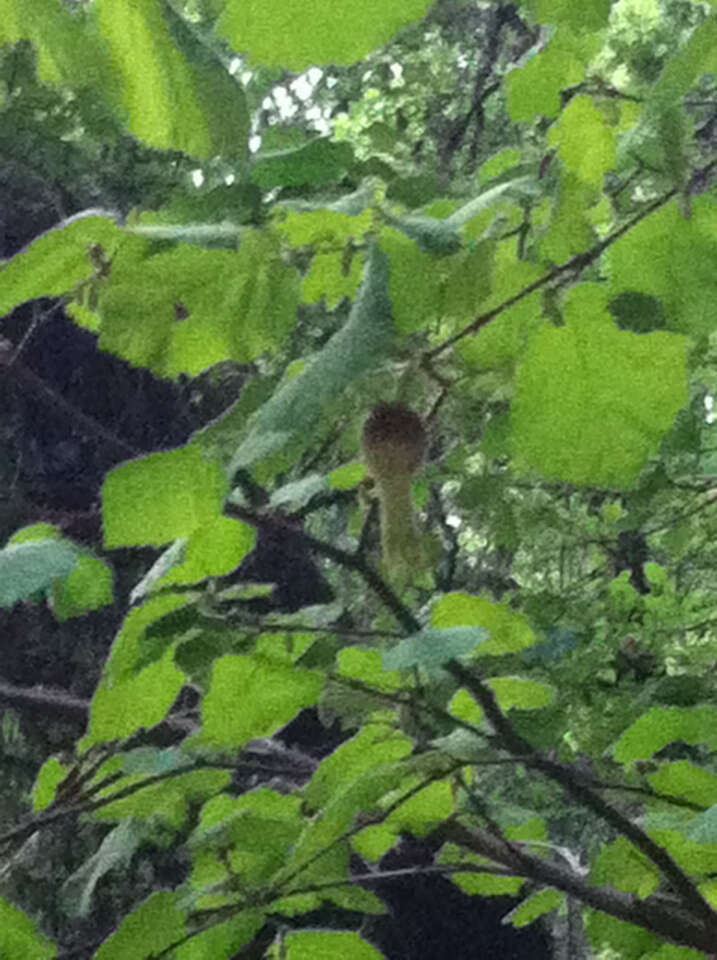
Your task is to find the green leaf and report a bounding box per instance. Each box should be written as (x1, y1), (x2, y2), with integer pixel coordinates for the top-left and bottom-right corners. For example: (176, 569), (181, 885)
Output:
(337, 647), (406, 693)
(270, 892), (321, 916)
(32, 756), (69, 813)
(282, 762), (410, 876)
(217, 0), (434, 70)
(88, 656), (186, 746)
(321, 883), (386, 915)
(302, 251), (365, 307)
(479, 149), (523, 185)
(94, 891), (186, 960)
(0, 0), (94, 85)
(174, 912), (265, 960)
(385, 213), (462, 256)
(0, 897), (55, 960)
(647, 96), (690, 188)
(280, 842), (384, 915)
(202, 654), (323, 749)
(506, 888), (563, 926)
(607, 198), (717, 336)
(483, 238), (543, 307)
(303, 724), (412, 811)
(686, 805), (717, 845)
(164, 4), (250, 161)
(387, 172), (440, 207)
(613, 707), (717, 765)
(7, 523), (62, 545)
(382, 627), (487, 669)
(548, 95), (616, 188)
(352, 823), (397, 860)
(506, 815), (548, 843)
(193, 790), (304, 888)
(0, 214), (121, 316)
(448, 689), (484, 728)
(231, 243), (394, 469)
(84, 594), (190, 745)
(92, 766), (229, 828)
(654, 675), (707, 708)
(118, 595), (196, 682)
(528, 0), (611, 31)
(102, 446), (228, 548)
(0, 541), (79, 607)
(277, 930), (384, 960)
(649, 944), (714, 960)
(506, 33), (590, 123)
(51, 553), (113, 620)
(459, 291), (542, 372)
(164, 516), (255, 586)
(486, 676), (555, 711)
(540, 172), (597, 262)
(644, 824), (717, 879)
(379, 227), (444, 335)
(591, 836), (659, 899)
(253, 139), (354, 189)
(329, 462), (366, 490)
(61, 821), (144, 918)
(277, 206), (374, 248)
(441, 240), (496, 324)
(653, 14), (717, 101)
(452, 873), (524, 896)
(93, 0), (211, 156)
(512, 285), (688, 488)
(649, 762), (717, 808)
(609, 292), (667, 334)
(272, 842), (386, 916)
(431, 594), (537, 655)
(99, 232), (299, 376)
(585, 910), (659, 959)
(384, 779), (454, 835)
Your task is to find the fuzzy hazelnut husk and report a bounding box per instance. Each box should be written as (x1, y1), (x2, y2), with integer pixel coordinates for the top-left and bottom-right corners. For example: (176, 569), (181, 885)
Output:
(362, 403), (426, 478)
(362, 404), (426, 577)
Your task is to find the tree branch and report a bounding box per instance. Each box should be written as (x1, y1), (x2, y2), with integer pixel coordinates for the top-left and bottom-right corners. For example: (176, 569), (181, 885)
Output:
(444, 661), (717, 935)
(438, 819), (717, 954)
(426, 154), (717, 361)
(224, 503), (421, 634)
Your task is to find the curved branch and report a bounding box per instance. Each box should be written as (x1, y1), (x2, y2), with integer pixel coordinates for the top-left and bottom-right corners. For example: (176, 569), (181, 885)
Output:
(445, 661), (717, 936)
(439, 819), (717, 955)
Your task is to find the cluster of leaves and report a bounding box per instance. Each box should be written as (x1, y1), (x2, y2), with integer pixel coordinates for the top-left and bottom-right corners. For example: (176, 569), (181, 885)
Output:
(3, 0), (717, 958)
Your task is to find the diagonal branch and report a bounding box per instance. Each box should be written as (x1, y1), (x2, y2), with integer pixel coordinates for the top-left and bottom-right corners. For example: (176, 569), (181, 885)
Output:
(426, 154), (717, 362)
(226, 492), (717, 943)
(445, 660), (717, 935)
(438, 819), (717, 955)
(224, 503), (421, 634)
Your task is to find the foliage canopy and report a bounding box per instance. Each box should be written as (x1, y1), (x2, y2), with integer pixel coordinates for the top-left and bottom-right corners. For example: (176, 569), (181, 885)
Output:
(3, 0), (717, 958)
